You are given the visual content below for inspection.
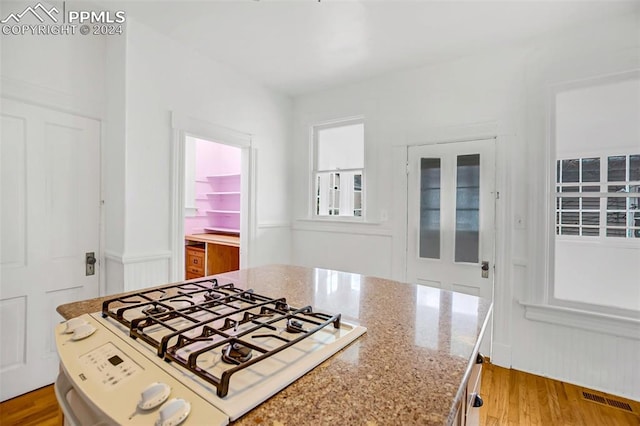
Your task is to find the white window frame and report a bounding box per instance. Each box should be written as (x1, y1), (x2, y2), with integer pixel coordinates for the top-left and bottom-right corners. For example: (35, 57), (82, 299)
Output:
(546, 72), (640, 319)
(311, 117), (365, 220)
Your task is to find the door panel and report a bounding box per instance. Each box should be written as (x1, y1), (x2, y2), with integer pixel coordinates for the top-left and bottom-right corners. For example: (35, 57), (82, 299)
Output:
(0, 98), (101, 401)
(407, 139), (495, 351)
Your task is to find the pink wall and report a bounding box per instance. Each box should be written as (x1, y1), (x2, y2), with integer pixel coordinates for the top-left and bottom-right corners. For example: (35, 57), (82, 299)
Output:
(195, 138), (241, 179)
(185, 139), (241, 235)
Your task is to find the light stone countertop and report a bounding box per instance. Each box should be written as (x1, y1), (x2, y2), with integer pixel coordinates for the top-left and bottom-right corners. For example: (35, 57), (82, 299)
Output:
(57, 264), (492, 425)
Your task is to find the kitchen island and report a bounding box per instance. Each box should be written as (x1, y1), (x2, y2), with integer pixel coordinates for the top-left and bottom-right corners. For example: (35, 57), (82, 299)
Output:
(57, 264), (491, 425)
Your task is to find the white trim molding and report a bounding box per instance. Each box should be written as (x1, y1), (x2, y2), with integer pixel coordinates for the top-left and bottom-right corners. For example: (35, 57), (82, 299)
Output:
(257, 222), (291, 229)
(103, 250), (172, 264)
(521, 302), (640, 340)
(171, 113), (251, 148)
(170, 112), (254, 282)
(0, 76), (104, 120)
(293, 220), (393, 237)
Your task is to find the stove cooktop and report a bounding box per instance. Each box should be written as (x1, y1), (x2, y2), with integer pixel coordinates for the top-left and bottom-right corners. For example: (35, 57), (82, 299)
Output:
(58, 277), (367, 423)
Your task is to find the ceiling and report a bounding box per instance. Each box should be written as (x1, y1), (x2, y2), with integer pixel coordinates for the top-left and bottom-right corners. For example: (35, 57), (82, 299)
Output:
(110, 1), (638, 96)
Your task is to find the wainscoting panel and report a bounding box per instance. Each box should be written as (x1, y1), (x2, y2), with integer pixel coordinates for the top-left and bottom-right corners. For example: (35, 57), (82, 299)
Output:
(104, 251), (171, 293)
(512, 305), (640, 401)
(291, 228), (393, 279)
(123, 253), (171, 292)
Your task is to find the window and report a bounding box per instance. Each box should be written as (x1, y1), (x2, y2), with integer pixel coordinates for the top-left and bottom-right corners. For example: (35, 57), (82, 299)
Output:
(313, 119), (364, 217)
(551, 75), (640, 315)
(556, 154), (640, 238)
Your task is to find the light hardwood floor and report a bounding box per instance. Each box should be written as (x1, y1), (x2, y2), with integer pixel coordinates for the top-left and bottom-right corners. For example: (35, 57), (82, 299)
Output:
(0, 364), (638, 425)
(480, 363), (640, 426)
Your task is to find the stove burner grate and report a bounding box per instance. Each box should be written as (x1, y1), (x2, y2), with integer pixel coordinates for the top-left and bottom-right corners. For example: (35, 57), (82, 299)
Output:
(142, 303), (168, 315)
(221, 343), (252, 364)
(100, 278), (342, 398)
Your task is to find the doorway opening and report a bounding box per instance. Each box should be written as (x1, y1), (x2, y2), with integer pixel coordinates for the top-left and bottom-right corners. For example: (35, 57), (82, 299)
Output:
(170, 113), (252, 283)
(183, 136), (241, 279)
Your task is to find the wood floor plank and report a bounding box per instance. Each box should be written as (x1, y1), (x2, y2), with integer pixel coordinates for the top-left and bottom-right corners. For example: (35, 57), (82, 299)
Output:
(0, 385), (62, 426)
(508, 367), (520, 424)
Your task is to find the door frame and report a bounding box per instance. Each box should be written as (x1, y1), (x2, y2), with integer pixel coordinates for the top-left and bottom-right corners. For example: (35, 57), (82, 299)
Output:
(405, 137), (497, 293)
(170, 112), (254, 282)
(399, 125), (510, 364)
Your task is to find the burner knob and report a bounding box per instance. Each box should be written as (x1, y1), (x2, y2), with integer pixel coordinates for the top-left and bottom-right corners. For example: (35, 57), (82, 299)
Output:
(71, 324), (97, 341)
(63, 317), (88, 334)
(138, 382), (171, 410)
(155, 398), (191, 426)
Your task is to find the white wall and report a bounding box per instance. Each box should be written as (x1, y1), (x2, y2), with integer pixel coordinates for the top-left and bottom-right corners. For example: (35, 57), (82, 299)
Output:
(291, 11), (640, 400)
(115, 18), (292, 290)
(291, 46), (527, 278)
(0, 2), (106, 112)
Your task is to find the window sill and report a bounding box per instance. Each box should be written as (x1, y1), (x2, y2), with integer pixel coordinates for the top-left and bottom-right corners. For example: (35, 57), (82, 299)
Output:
(293, 218), (393, 236)
(520, 302), (640, 340)
(296, 216), (381, 225)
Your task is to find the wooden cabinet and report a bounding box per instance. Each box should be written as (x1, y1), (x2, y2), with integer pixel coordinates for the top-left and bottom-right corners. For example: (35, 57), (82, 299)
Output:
(185, 245), (206, 279)
(185, 234), (240, 279)
(452, 353), (484, 426)
(206, 243), (239, 275)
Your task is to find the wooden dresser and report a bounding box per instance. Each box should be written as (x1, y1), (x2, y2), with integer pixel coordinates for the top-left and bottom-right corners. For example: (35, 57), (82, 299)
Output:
(185, 233), (240, 279)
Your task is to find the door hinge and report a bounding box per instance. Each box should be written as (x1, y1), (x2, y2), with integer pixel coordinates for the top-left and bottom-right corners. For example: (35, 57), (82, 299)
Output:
(406, 162), (410, 175)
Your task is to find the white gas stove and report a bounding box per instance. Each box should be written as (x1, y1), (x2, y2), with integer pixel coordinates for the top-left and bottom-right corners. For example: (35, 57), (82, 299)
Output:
(54, 278), (366, 426)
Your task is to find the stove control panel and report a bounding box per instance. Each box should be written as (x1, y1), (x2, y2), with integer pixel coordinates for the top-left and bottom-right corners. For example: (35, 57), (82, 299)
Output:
(79, 342), (141, 389)
(55, 313), (230, 425)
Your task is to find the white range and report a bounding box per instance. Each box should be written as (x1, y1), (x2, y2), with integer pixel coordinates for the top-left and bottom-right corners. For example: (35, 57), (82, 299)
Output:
(54, 278), (366, 426)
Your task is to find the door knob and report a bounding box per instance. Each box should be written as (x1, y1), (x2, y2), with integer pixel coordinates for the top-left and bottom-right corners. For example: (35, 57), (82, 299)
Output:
(481, 261), (489, 279)
(86, 252), (96, 276)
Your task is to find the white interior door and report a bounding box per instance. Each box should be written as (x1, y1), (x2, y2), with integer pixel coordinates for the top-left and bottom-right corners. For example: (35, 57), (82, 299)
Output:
(407, 139), (496, 299)
(0, 98), (101, 401)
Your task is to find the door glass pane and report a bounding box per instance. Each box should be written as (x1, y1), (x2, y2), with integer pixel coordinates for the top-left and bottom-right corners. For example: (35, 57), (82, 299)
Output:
(420, 158), (441, 259)
(455, 154), (480, 263)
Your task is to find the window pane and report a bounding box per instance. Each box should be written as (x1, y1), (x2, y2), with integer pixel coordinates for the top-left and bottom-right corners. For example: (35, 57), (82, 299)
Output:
(630, 155), (640, 181)
(556, 160), (561, 184)
(561, 227), (579, 235)
(561, 186), (579, 210)
(561, 212), (579, 225)
(607, 185), (627, 209)
(561, 159), (579, 182)
(419, 158), (440, 259)
(582, 197), (600, 210)
(582, 227), (600, 236)
(607, 228), (626, 237)
(581, 212), (599, 227)
(582, 186), (600, 210)
(607, 212), (626, 226)
(455, 154), (479, 263)
(317, 123), (364, 170)
(581, 157), (600, 182)
(608, 156), (626, 182)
